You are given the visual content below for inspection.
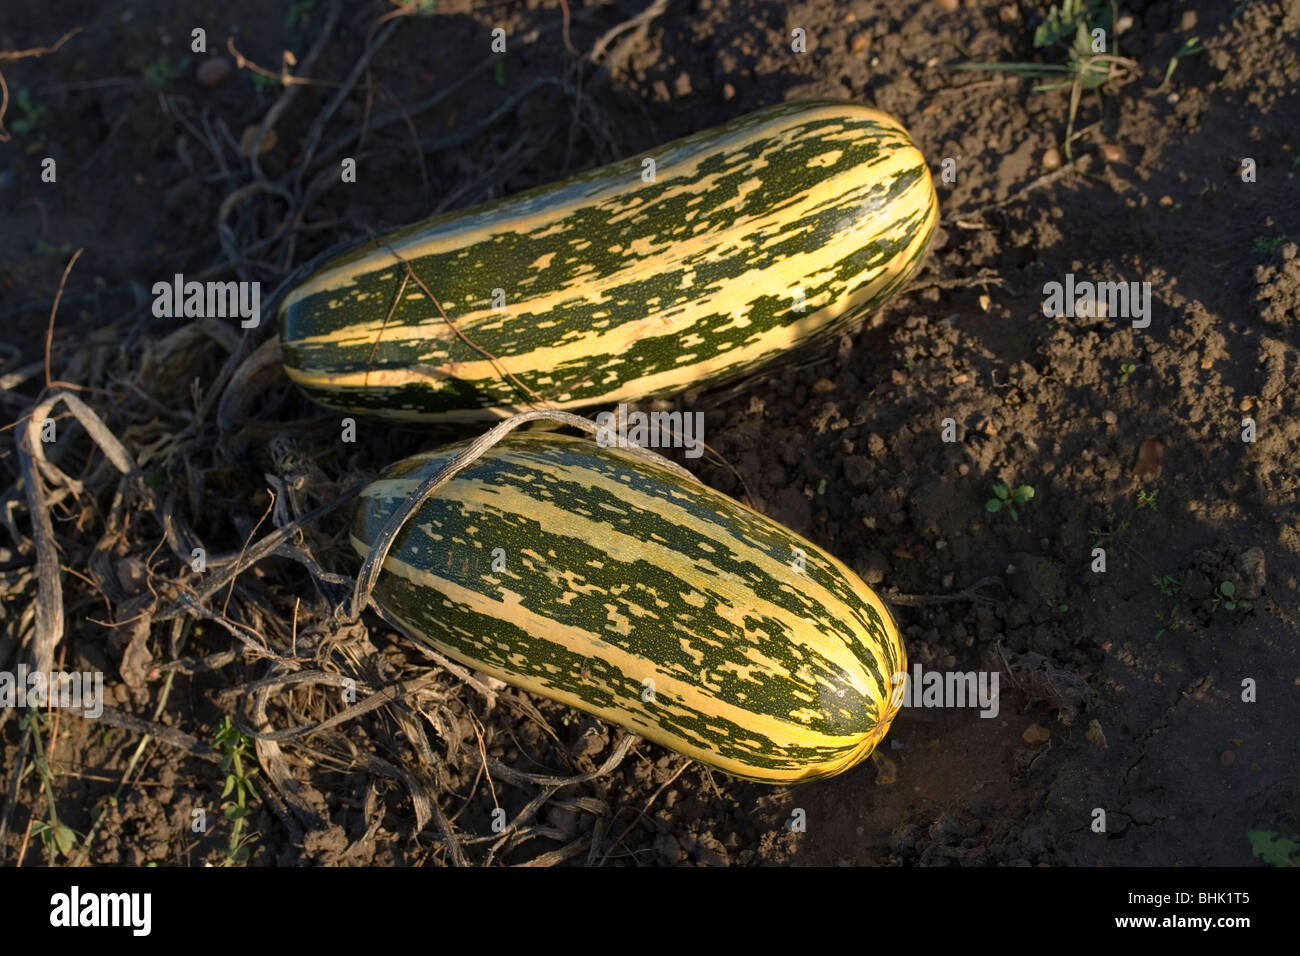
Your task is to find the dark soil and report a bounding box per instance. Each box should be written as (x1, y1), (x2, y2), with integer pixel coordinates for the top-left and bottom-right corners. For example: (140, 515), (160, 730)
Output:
(1, 0), (1297, 867)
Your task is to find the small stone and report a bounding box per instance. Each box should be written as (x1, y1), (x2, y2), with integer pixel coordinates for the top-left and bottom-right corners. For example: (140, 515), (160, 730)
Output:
(1041, 147), (1062, 171)
(998, 4), (1020, 23)
(1200, 357), (1213, 369)
(693, 833), (729, 866)
(1159, 195), (1174, 207)
(1102, 410), (1117, 425)
(1220, 749), (1235, 767)
(858, 550), (890, 585)
(934, 0), (960, 10)
(891, 368), (907, 385)
(1100, 143), (1123, 163)
(953, 373), (969, 383)
(164, 178), (199, 213)
(812, 377), (837, 394)
(196, 57), (232, 88)
(1132, 438), (1166, 480)
(674, 71), (692, 97)
(1180, 11), (1198, 30)
(115, 556), (149, 595)
(1236, 546), (1266, 599)
(1085, 720), (1108, 749)
(1022, 724), (1051, 744)
(570, 721), (609, 758)
(978, 294), (991, 312)
(843, 455), (872, 488)
(722, 83), (735, 100)
(850, 32), (870, 54)
(872, 752), (898, 784)
(1240, 396), (1254, 411)
(654, 832), (685, 863)
(546, 805), (580, 837)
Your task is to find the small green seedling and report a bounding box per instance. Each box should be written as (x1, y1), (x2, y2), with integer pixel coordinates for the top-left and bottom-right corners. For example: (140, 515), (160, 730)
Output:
(215, 716), (260, 865)
(1162, 36), (1203, 87)
(285, 0), (315, 28)
(1119, 362), (1136, 384)
(7, 88), (47, 137)
(1136, 488), (1158, 511)
(388, 0), (439, 15)
(1045, 598), (1069, 613)
(494, 60), (507, 87)
(1155, 606), (1180, 637)
(1248, 831), (1300, 867)
(18, 708), (79, 862)
(1214, 580), (1246, 611)
(1088, 518), (1129, 549)
(1152, 573), (1183, 597)
(950, 0), (1135, 159)
(250, 72), (280, 92)
(1253, 235), (1286, 255)
(142, 54), (191, 87)
(986, 483), (1034, 521)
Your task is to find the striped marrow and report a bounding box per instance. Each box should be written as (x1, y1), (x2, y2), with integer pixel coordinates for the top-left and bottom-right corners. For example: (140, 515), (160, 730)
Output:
(352, 432), (905, 784)
(283, 99), (938, 424)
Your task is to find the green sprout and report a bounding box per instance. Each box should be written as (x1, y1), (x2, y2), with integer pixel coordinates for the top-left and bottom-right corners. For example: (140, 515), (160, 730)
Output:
(1151, 573), (1183, 597)
(1136, 488), (1158, 511)
(1154, 606), (1180, 637)
(142, 54), (191, 87)
(215, 716), (260, 865)
(1162, 36), (1203, 87)
(19, 708), (80, 861)
(1214, 580), (1247, 612)
(950, 0), (1135, 159)
(1248, 831), (1300, 867)
(7, 88), (47, 137)
(285, 0), (316, 28)
(1119, 362), (1136, 384)
(986, 482), (1035, 521)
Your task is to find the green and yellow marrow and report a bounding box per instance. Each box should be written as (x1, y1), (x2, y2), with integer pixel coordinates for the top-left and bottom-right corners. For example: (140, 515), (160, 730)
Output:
(283, 99), (938, 423)
(352, 432), (905, 783)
